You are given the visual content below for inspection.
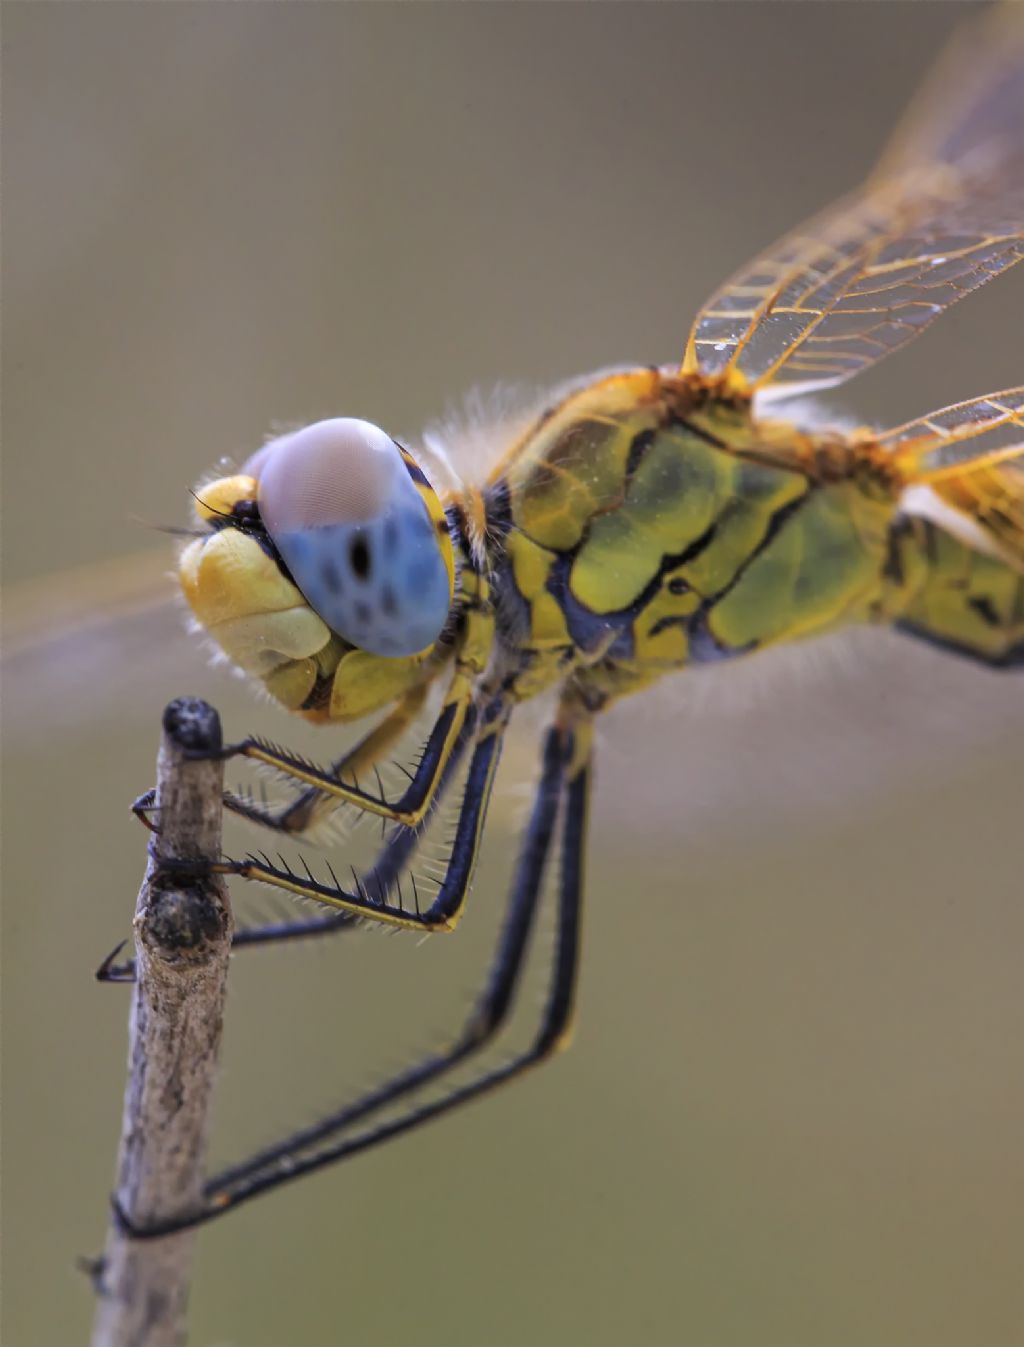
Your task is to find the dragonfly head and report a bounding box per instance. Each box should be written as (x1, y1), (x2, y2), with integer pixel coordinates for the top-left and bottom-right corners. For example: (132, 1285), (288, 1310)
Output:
(179, 419), (456, 721)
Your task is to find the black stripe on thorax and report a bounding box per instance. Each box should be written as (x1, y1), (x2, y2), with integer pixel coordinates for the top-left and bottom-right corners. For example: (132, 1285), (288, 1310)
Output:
(545, 517), (723, 659)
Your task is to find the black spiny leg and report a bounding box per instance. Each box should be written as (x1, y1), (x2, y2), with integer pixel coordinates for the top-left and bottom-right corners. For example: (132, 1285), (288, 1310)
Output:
(225, 681), (432, 838)
(114, 711), (592, 1237)
(132, 677), (469, 842)
(128, 689), (494, 933)
(100, 714), (478, 982)
(99, 705), (484, 982)
(216, 695), (508, 931)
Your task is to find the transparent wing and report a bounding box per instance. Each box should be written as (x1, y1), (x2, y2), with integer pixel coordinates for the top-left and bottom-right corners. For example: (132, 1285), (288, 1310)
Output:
(883, 387), (1024, 568)
(3, 549), (179, 661)
(682, 7), (1024, 397)
(880, 387), (1024, 473)
(2, 550), (220, 749)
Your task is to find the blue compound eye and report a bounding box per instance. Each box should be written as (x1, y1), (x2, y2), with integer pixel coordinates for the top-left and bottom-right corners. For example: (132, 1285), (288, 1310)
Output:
(247, 419), (454, 658)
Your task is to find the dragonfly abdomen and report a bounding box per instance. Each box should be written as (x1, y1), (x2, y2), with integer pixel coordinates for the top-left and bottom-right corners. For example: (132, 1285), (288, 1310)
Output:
(881, 511), (1024, 668)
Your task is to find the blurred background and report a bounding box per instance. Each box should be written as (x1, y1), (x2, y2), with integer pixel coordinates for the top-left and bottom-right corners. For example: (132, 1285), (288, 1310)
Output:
(3, 4), (1022, 1345)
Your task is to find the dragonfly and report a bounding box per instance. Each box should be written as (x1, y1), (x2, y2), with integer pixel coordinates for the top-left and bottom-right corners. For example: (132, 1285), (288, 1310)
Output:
(43, 8), (1024, 1237)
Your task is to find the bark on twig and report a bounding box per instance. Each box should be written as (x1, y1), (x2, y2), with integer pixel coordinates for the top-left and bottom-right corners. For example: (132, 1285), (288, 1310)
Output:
(91, 698), (232, 1347)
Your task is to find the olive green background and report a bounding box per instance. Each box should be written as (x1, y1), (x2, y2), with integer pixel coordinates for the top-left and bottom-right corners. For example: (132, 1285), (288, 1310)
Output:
(4, 4), (1022, 1346)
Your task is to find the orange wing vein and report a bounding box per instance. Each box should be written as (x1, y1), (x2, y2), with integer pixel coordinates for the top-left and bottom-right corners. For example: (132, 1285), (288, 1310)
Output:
(887, 387), (1024, 568)
(682, 9), (1024, 397)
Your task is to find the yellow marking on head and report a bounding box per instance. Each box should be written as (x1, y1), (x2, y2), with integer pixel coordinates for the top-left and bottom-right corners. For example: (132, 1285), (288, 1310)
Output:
(179, 531), (311, 628)
(179, 530), (334, 686)
(193, 475), (259, 524)
(265, 659), (319, 710)
(327, 648), (430, 721)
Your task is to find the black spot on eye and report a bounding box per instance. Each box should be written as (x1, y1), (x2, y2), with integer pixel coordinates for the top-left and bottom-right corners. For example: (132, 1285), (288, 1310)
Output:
(354, 600), (372, 625)
(321, 558), (342, 592)
(350, 532), (371, 580)
(380, 585), (397, 616)
(232, 499), (260, 522)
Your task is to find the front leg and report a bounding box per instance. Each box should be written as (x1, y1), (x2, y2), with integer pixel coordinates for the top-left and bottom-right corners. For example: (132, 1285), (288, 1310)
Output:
(100, 699), (482, 982)
(220, 695), (509, 932)
(133, 671), (472, 844)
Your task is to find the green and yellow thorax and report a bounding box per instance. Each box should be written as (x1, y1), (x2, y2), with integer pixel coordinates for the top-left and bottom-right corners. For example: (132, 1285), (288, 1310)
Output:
(480, 368), (902, 706)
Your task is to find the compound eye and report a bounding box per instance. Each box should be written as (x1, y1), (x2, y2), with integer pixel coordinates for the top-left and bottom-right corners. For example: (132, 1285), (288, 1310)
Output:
(247, 418), (454, 657)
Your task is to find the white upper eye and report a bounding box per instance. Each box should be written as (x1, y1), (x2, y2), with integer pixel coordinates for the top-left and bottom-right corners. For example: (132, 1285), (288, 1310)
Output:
(246, 419), (453, 658)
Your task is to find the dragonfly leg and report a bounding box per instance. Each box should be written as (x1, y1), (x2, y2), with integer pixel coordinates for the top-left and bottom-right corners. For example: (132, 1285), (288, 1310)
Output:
(220, 670), (474, 829)
(113, 710), (592, 1237)
(132, 683), (430, 834)
(99, 713), (476, 982)
(221, 681), (433, 838)
(132, 672), (469, 841)
(208, 692), (507, 932)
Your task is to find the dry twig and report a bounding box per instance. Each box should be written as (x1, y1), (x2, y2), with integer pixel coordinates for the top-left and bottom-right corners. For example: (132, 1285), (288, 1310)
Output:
(91, 698), (232, 1347)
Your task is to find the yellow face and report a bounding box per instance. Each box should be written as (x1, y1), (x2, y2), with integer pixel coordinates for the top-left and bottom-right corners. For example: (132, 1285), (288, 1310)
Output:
(179, 419), (456, 723)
